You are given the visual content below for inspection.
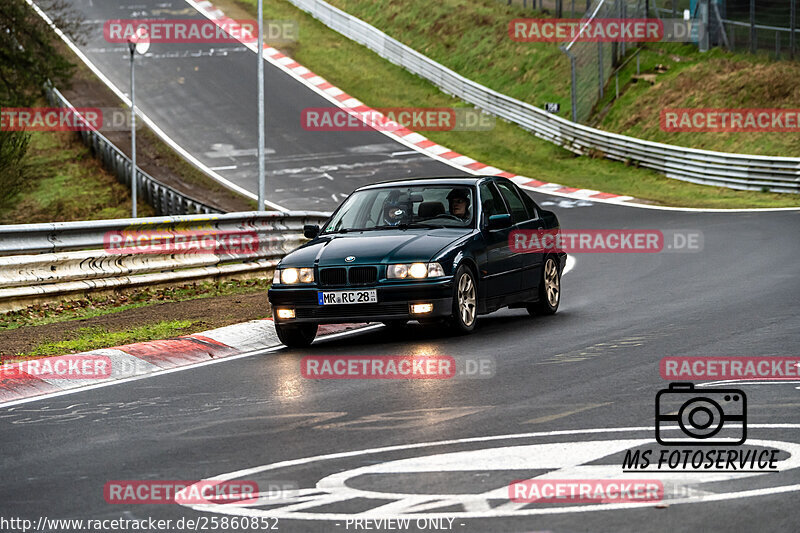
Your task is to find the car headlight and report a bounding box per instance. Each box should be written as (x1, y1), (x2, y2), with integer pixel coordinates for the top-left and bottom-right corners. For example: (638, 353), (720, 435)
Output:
(387, 262), (445, 279)
(278, 268), (315, 284)
(299, 268), (314, 283)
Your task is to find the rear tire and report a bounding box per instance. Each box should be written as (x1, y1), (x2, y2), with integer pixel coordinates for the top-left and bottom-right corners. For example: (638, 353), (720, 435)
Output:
(527, 256), (560, 316)
(275, 322), (318, 348)
(449, 264), (478, 334)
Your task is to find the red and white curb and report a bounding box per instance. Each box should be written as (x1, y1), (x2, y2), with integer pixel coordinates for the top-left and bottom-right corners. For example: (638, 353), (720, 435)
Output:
(186, 0), (636, 207)
(0, 319), (365, 405)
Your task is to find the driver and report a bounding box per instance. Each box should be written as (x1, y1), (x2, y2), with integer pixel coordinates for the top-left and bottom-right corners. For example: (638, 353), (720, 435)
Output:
(446, 188), (471, 221)
(382, 192), (409, 226)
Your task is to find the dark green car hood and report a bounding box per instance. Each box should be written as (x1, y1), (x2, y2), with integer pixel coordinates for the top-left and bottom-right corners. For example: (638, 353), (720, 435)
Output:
(281, 228), (473, 267)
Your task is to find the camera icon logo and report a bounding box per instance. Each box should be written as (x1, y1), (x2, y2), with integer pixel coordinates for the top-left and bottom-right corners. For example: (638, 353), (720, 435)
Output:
(655, 382), (747, 446)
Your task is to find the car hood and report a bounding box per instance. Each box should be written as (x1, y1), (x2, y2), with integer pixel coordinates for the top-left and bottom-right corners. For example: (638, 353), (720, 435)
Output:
(281, 228), (472, 266)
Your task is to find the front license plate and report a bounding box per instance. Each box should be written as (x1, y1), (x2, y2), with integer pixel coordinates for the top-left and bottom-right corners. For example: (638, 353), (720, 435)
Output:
(318, 290), (377, 305)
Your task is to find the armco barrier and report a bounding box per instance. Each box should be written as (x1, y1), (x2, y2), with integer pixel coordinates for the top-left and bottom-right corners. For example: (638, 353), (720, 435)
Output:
(286, 0), (800, 193)
(0, 211), (329, 312)
(45, 87), (225, 215)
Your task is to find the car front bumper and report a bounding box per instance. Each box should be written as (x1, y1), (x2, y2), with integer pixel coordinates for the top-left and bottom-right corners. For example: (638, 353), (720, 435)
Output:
(268, 279), (454, 324)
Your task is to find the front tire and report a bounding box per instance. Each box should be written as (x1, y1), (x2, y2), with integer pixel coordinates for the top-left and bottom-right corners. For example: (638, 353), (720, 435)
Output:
(275, 322), (318, 348)
(449, 264), (478, 334)
(527, 256), (561, 316)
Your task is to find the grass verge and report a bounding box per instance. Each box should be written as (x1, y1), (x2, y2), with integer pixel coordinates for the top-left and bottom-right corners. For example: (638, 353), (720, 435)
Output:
(26, 320), (195, 356)
(219, 0), (799, 208)
(0, 123), (155, 224)
(0, 278), (272, 357)
(0, 278), (271, 331)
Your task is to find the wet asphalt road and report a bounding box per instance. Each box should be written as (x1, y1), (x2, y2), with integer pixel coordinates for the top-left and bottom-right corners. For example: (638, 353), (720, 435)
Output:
(2, 199), (799, 532)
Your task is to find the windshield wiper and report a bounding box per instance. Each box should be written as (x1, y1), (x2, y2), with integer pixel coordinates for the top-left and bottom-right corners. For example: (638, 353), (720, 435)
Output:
(370, 223), (443, 230)
(404, 222), (445, 229)
(326, 223), (447, 233)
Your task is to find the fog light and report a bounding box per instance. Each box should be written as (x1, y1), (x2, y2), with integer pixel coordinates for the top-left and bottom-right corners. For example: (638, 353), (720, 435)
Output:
(276, 308), (295, 319)
(410, 303), (433, 314)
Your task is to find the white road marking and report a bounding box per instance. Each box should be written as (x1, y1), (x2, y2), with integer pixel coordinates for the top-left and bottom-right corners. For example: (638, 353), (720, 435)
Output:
(178, 425), (800, 520)
(563, 254), (576, 275)
(700, 380), (800, 387)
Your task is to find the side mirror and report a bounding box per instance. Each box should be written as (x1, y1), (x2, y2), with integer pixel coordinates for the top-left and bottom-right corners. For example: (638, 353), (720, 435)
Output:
(303, 224), (320, 239)
(487, 214), (512, 230)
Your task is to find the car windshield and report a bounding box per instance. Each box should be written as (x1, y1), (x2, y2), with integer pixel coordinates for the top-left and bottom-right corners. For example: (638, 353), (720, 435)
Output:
(322, 185), (475, 233)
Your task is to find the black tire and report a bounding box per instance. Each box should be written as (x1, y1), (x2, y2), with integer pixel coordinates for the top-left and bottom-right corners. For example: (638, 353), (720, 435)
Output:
(527, 255), (561, 316)
(449, 264), (478, 334)
(275, 322), (318, 348)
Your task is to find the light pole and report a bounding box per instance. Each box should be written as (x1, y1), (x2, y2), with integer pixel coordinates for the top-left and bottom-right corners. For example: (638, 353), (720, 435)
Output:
(128, 29), (150, 218)
(257, 0), (266, 211)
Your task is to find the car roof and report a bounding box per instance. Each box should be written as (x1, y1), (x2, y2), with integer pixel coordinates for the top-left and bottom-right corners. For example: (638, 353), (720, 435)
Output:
(355, 176), (487, 191)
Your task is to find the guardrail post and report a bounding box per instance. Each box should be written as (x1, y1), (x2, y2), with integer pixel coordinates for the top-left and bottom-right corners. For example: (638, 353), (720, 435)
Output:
(749, 0), (756, 54)
(570, 53), (577, 122)
(561, 45), (579, 123)
(791, 0), (796, 59)
(699, 0), (709, 52)
(598, 41), (604, 99)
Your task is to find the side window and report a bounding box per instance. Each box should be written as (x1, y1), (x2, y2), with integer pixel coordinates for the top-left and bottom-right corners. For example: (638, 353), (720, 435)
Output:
(479, 183), (508, 226)
(521, 190), (540, 219)
(495, 181), (529, 223)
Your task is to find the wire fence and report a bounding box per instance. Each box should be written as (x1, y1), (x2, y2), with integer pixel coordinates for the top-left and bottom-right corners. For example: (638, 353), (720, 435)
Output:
(560, 0), (650, 123)
(505, 0), (591, 17)
(657, 0), (798, 60)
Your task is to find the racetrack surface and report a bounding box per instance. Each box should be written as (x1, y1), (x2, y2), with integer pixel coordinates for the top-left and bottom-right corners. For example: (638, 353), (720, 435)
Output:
(39, 0), (462, 211)
(2, 200), (799, 532)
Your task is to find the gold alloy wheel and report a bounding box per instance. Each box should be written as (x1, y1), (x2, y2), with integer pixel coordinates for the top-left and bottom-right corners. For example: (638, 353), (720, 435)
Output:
(458, 271), (477, 326)
(544, 257), (560, 308)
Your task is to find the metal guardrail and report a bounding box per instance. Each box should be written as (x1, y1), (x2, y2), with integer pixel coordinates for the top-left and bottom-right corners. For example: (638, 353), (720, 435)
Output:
(0, 211), (329, 312)
(45, 87), (225, 215)
(287, 0), (800, 193)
